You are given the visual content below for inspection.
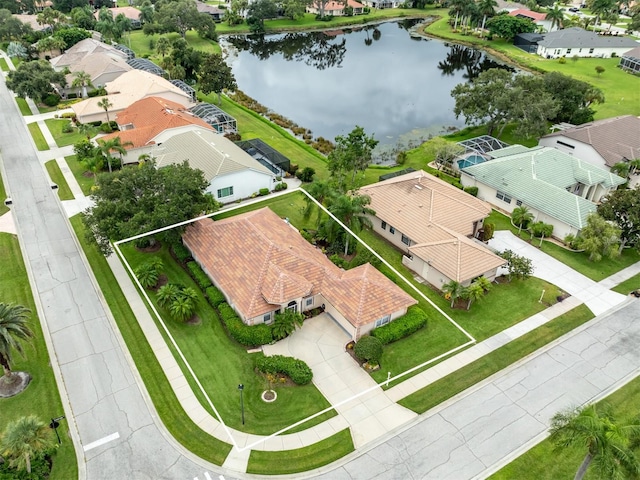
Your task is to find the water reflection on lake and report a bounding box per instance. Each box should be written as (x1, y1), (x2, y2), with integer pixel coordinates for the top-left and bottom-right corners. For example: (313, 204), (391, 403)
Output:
(225, 21), (508, 150)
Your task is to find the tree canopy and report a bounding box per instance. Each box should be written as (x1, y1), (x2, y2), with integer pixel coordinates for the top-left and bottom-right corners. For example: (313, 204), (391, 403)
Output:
(597, 185), (640, 251)
(579, 212), (621, 262)
(327, 126), (378, 192)
(82, 160), (218, 254)
(153, 0), (207, 38)
(486, 13), (536, 41)
(0, 9), (33, 41)
(198, 53), (237, 105)
(6, 60), (66, 102)
(247, 0), (278, 33)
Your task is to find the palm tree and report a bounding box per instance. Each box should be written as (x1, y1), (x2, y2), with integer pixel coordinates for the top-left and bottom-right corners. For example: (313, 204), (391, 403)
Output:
(0, 415), (54, 474)
(169, 294), (197, 322)
(156, 283), (181, 309)
(464, 281), (485, 310)
(511, 205), (534, 234)
(0, 303), (34, 385)
(611, 162), (631, 179)
(135, 259), (163, 289)
(549, 403), (640, 480)
(328, 194), (375, 255)
(97, 96), (113, 124)
(156, 36), (171, 57)
(76, 122), (93, 140)
(442, 280), (465, 308)
(546, 5), (565, 31)
(477, 0), (497, 35)
(474, 276), (493, 293)
(138, 1), (154, 24)
(71, 70), (93, 98)
(97, 137), (132, 174)
(82, 154), (103, 183)
(35, 36), (66, 58)
(303, 181), (337, 227)
(272, 310), (304, 340)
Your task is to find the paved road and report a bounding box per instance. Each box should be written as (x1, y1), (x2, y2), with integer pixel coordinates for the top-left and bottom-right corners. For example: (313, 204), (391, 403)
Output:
(0, 67), (230, 480)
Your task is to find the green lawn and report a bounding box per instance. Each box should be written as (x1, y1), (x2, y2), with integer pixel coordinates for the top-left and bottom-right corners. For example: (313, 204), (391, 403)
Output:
(0, 174), (8, 217)
(247, 428), (355, 475)
(0, 233), (78, 480)
(491, 371), (640, 480)
(45, 119), (97, 148)
(15, 97), (33, 116)
(400, 303), (594, 413)
(0, 58), (8, 72)
(612, 273), (640, 295)
(119, 242), (336, 435)
(69, 215), (233, 465)
(44, 161), (74, 201)
(128, 30), (221, 61)
(27, 122), (49, 151)
(65, 155), (94, 197)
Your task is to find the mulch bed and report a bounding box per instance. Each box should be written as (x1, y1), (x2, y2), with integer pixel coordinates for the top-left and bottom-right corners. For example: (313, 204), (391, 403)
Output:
(0, 372), (31, 398)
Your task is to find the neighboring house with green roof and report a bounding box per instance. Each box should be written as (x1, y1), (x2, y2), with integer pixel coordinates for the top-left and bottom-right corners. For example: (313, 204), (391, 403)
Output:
(153, 127), (276, 202)
(460, 146), (625, 239)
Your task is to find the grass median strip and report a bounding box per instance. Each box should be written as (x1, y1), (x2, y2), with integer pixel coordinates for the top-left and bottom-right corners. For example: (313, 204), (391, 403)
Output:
(247, 428), (354, 475)
(27, 122), (49, 151)
(399, 304), (595, 413)
(612, 273), (640, 295)
(45, 160), (74, 201)
(15, 97), (33, 116)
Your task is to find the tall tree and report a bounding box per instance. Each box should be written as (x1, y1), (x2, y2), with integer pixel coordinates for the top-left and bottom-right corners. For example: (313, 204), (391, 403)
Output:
(0, 416), (55, 474)
(36, 7), (66, 32)
(477, 0), (498, 34)
(597, 185), (640, 251)
(198, 53), (237, 105)
(97, 96), (113, 123)
(6, 60), (66, 103)
(546, 5), (565, 30)
(154, 0), (201, 38)
(53, 26), (91, 48)
(327, 126), (378, 192)
(138, 1), (154, 24)
(303, 180), (337, 227)
(424, 137), (466, 171)
(247, 0), (278, 33)
(156, 36), (171, 57)
(34, 35), (66, 58)
(96, 136), (132, 173)
(0, 303), (34, 385)
(486, 13), (536, 41)
(0, 9), (33, 41)
(327, 194), (375, 255)
(549, 404), (640, 480)
(70, 5), (96, 30)
(71, 70), (93, 98)
(579, 212), (621, 261)
(82, 160), (216, 254)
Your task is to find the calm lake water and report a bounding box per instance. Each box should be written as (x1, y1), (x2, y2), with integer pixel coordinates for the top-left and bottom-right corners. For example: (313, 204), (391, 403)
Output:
(224, 20), (508, 155)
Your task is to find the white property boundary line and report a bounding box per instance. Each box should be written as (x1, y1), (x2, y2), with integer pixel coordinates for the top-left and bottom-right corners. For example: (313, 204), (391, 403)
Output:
(112, 188), (477, 452)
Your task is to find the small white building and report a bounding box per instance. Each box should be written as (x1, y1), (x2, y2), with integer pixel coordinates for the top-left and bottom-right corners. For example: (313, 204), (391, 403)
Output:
(533, 27), (638, 59)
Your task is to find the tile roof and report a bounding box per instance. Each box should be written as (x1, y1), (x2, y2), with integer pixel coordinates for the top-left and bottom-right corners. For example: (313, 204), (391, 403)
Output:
(542, 115), (640, 167)
(93, 6), (141, 21)
(182, 208), (416, 326)
(313, 0), (364, 9)
(462, 146), (626, 230)
(64, 52), (132, 86)
(359, 170), (504, 283)
(154, 128), (273, 180)
(105, 69), (193, 103)
(537, 27), (638, 49)
(508, 8), (547, 21)
(50, 38), (127, 69)
(99, 97), (212, 149)
(623, 46), (640, 59)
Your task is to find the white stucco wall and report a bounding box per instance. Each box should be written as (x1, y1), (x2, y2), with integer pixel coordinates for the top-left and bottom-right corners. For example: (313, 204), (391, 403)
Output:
(539, 135), (608, 169)
(209, 170), (276, 203)
(537, 45), (634, 58)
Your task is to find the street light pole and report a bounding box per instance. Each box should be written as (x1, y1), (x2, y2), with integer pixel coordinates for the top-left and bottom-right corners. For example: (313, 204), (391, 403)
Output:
(238, 384), (245, 425)
(49, 416), (65, 444)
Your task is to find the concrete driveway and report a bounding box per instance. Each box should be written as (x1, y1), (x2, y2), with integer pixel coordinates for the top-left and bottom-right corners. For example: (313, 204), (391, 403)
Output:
(489, 231), (626, 316)
(263, 314), (417, 448)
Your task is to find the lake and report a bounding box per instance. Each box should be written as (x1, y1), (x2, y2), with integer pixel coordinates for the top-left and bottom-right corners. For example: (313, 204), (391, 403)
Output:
(224, 20), (508, 156)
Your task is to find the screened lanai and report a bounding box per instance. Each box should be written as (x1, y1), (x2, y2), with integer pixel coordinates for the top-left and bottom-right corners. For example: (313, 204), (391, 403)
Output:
(457, 135), (509, 155)
(188, 103), (237, 133)
(170, 79), (196, 102)
(235, 138), (291, 176)
(115, 44), (135, 60)
(127, 58), (165, 77)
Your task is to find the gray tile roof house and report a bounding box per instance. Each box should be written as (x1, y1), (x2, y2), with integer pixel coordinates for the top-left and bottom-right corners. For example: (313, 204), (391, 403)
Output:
(537, 27), (638, 49)
(461, 146), (625, 231)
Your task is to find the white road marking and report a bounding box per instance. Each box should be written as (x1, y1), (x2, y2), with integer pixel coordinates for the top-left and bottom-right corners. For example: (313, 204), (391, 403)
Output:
(204, 473), (212, 480)
(82, 432), (120, 452)
(218, 476), (225, 480)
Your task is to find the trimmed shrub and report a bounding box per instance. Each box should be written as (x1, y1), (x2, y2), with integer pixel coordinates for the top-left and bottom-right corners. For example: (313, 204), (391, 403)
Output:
(218, 303), (273, 346)
(354, 336), (383, 365)
(61, 122), (74, 133)
(186, 261), (213, 289)
(254, 354), (313, 385)
(100, 122), (113, 133)
(43, 94), (60, 106)
(348, 248), (381, 269)
(205, 286), (226, 307)
(463, 186), (478, 197)
(274, 181), (288, 191)
(371, 306), (428, 345)
(296, 167), (315, 182)
(171, 241), (192, 263)
(259, 187), (270, 196)
(482, 222), (495, 241)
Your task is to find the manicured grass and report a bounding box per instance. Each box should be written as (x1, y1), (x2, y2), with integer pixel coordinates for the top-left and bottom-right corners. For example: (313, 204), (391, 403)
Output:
(0, 174), (8, 216)
(15, 97), (33, 116)
(45, 119), (97, 147)
(69, 215), (233, 465)
(128, 30), (221, 61)
(488, 209), (640, 282)
(44, 161), (74, 201)
(120, 242), (336, 435)
(490, 368), (640, 480)
(612, 273), (640, 295)
(214, 191), (313, 228)
(27, 122), (49, 151)
(0, 233), (78, 480)
(65, 155), (94, 197)
(399, 304), (595, 413)
(247, 428), (354, 475)
(0, 58), (8, 72)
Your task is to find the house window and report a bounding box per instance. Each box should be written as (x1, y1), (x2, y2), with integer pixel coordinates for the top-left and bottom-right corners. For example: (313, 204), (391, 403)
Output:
(401, 234), (411, 246)
(217, 186), (234, 198)
(557, 141), (575, 149)
(389, 226), (395, 234)
(516, 200), (522, 206)
(286, 300), (297, 312)
(263, 313), (272, 323)
(566, 48), (571, 54)
(305, 297), (313, 307)
(381, 220), (387, 230)
(496, 191), (512, 204)
(375, 315), (391, 328)
(589, 48), (594, 54)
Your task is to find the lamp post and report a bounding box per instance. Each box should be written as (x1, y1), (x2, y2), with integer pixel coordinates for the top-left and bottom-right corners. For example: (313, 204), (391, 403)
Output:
(238, 384), (245, 425)
(49, 416), (65, 444)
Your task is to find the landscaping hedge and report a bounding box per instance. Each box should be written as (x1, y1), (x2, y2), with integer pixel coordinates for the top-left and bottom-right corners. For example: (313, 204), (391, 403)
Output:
(370, 306), (428, 345)
(218, 302), (273, 347)
(186, 261), (212, 289)
(354, 336), (383, 364)
(205, 286), (226, 308)
(254, 354), (313, 385)
(171, 241), (192, 263)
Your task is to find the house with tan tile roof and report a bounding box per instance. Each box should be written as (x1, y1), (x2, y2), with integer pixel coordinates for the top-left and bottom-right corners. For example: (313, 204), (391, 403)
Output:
(307, 0), (364, 16)
(98, 97), (213, 164)
(358, 170), (505, 289)
(50, 38), (128, 70)
(93, 7), (142, 27)
(59, 53), (133, 98)
(539, 115), (640, 170)
(182, 208), (417, 340)
(72, 70), (194, 123)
